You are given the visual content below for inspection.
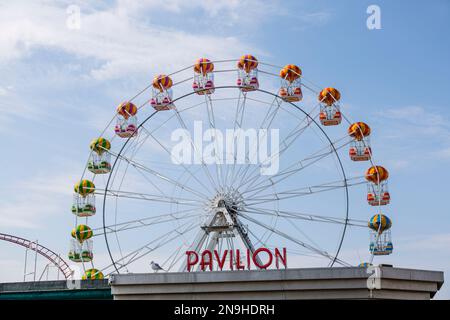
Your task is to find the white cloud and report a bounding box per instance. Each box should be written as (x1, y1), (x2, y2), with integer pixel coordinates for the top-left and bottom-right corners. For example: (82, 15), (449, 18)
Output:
(377, 106), (449, 136)
(0, 1), (276, 81)
(397, 233), (450, 252)
(298, 11), (331, 26)
(0, 171), (78, 229)
(0, 0), (270, 133)
(114, 0), (287, 25)
(0, 86), (9, 96)
(435, 147), (450, 159)
(370, 105), (450, 167)
(384, 159), (409, 170)
(0, 99), (43, 133)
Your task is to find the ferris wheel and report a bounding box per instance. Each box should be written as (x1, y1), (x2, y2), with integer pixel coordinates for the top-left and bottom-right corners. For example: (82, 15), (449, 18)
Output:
(69, 55), (394, 279)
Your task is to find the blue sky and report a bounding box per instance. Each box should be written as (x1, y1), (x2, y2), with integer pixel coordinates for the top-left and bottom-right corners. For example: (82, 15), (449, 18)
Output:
(0, 0), (449, 298)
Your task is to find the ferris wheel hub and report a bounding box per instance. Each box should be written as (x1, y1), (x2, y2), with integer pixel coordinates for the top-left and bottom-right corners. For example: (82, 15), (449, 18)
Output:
(208, 188), (245, 214)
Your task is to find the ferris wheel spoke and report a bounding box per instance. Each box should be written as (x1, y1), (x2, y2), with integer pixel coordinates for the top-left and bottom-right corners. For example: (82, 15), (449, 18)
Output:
(97, 207), (202, 232)
(109, 149), (209, 200)
(279, 102), (320, 123)
(162, 243), (185, 271)
(266, 246), (334, 259)
(232, 97), (282, 186)
(103, 219), (200, 275)
(240, 206), (366, 227)
(106, 128), (157, 270)
(143, 124), (214, 191)
(204, 95), (224, 189)
(243, 176), (365, 204)
(145, 98), (208, 135)
(168, 248), (187, 272)
(134, 159), (207, 201)
(239, 213), (350, 266)
(97, 188), (207, 207)
(240, 135), (351, 197)
(117, 220), (199, 273)
(106, 142), (205, 270)
(226, 92), (247, 188)
(239, 212), (349, 265)
(105, 127), (148, 193)
(232, 100), (285, 187)
(110, 152), (195, 198)
(131, 160), (188, 198)
(245, 221), (269, 248)
(235, 100), (326, 193)
(173, 110), (220, 193)
(139, 96), (242, 138)
(235, 106), (321, 192)
(234, 98), (322, 190)
(281, 214), (330, 259)
(94, 209), (201, 236)
(241, 145), (336, 197)
(230, 95), (283, 190)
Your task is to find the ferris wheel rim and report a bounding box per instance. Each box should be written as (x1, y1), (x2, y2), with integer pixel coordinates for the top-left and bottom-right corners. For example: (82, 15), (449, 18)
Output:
(100, 85), (351, 274)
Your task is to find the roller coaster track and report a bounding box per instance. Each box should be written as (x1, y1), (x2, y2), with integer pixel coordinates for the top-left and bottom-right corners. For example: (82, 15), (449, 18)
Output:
(0, 233), (73, 279)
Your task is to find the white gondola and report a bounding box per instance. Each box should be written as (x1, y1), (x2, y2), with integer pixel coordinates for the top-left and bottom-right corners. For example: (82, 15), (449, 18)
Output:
(349, 140), (371, 161)
(320, 105), (342, 126)
(279, 64), (302, 102)
(369, 230), (393, 256)
(237, 68), (259, 92)
(193, 73), (215, 95)
(88, 152), (111, 174)
(68, 239), (94, 262)
(367, 181), (390, 206)
(72, 193), (96, 217)
(151, 89), (175, 111)
(115, 115), (138, 138)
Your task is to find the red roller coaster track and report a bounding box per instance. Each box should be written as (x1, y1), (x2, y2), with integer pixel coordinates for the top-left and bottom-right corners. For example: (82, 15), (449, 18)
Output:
(0, 233), (73, 279)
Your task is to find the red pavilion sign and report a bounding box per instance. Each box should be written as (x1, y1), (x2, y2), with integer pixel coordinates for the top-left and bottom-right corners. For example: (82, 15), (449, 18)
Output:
(185, 247), (287, 272)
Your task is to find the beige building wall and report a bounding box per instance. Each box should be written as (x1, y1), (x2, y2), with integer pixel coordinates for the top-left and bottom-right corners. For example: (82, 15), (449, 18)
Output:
(110, 266), (444, 300)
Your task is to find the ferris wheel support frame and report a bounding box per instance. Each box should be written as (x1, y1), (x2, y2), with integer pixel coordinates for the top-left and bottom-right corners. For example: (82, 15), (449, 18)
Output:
(102, 86), (350, 274)
(178, 200), (263, 272)
(0, 233), (73, 280)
